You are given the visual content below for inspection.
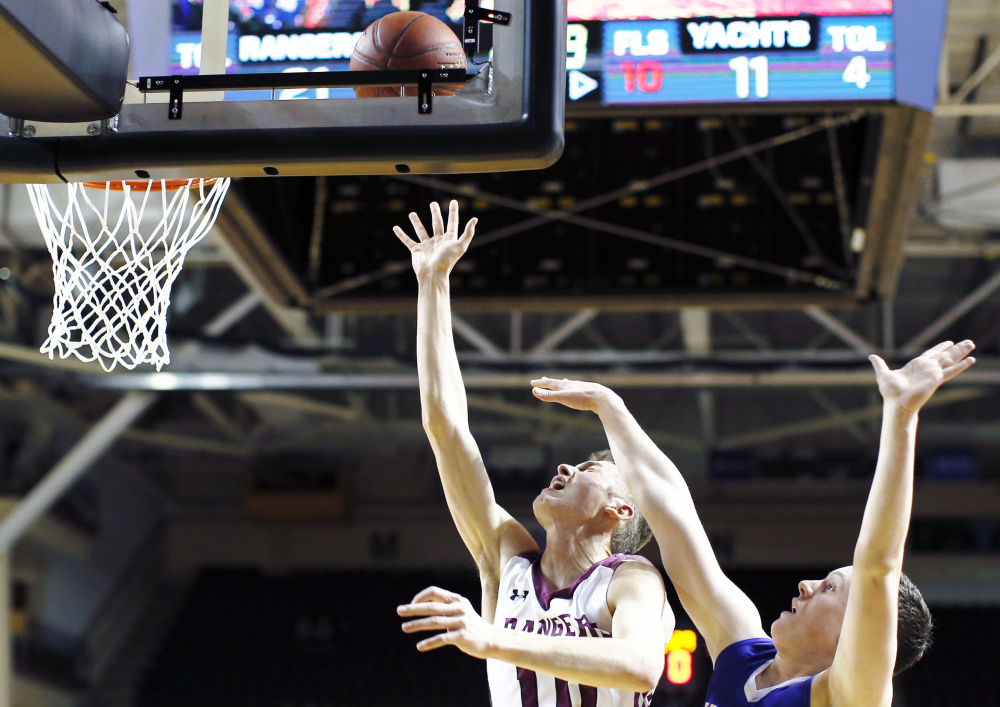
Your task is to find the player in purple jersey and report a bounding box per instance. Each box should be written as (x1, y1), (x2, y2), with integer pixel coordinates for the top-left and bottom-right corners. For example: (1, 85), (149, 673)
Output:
(531, 340), (976, 707)
(391, 202), (673, 705)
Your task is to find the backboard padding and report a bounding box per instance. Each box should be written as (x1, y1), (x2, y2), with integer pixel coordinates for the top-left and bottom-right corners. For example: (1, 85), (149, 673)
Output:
(0, 0), (129, 122)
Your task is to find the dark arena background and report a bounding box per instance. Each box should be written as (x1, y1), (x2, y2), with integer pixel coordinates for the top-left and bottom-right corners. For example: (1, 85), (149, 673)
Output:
(0, 1), (998, 706)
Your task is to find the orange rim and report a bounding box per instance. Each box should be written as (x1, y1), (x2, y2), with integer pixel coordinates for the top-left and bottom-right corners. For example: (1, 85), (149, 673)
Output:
(81, 178), (221, 192)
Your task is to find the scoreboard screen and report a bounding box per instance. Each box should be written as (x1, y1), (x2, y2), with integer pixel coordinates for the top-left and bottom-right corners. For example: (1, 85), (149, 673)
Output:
(566, 0), (895, 106)
(169, 1), (900, 107)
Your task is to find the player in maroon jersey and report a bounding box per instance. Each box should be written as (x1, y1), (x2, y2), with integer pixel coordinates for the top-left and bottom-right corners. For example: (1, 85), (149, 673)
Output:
(393, 201), (674, 707)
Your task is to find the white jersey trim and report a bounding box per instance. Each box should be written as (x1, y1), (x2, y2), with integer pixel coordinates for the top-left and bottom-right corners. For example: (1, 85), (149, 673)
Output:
(743, 660), (812, 703)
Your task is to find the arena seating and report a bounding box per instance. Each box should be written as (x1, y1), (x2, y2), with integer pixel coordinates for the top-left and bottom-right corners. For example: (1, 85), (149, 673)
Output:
(899, 606), (1000, 706)
(136, 567), (999, 706)
(137, 567), (487, 707)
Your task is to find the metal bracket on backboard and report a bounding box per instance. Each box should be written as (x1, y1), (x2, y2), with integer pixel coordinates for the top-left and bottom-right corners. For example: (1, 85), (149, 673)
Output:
(463, 1), (512, 55)
(169, 80), (184, 121)
(9, 116), (116, 138)
(417, 73), (434, 115)
(140, 69), (470, 120)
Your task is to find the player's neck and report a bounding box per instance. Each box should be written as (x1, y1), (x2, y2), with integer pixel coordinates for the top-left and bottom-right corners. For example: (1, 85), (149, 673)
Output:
(538, 527), (610, 590)
(759, 652), (824, 689)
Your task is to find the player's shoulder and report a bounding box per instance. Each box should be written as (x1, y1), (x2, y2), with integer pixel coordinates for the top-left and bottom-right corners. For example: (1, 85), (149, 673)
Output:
(708, 639), (814, 707)
(495, 549), (540, 582)
(606, 553), (661, 582)
(603, 552), (656, 571)
(606, 555), (666, 601)
(714, 636), (776, 669)
(807, 669), (832, 707)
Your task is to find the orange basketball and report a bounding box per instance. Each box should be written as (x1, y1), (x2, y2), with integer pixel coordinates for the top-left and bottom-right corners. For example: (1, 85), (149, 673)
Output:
(350, 11), (467, 98)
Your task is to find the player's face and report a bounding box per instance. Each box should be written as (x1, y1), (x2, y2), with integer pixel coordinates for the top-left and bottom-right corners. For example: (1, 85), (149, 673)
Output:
(771, 566), (852, 668)
(533, 460), (619, 524)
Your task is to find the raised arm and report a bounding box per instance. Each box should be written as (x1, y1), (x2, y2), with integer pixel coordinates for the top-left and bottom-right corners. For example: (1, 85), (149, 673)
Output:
(398, 562), (670, 692)
(394, 202), (536, 592)
(530, 378), (766, 660)
(821, 340), (975, 707)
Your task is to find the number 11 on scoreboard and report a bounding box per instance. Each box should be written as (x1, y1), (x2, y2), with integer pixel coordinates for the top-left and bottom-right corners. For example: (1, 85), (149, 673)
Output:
(728, 56), (769, 99)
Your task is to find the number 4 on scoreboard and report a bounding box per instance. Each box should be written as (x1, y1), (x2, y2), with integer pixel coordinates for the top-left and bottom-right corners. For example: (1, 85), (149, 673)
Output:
(843, 56), (871, 89)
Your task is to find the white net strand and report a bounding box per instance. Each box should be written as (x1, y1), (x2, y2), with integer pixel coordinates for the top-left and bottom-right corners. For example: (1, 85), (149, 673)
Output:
(25, 178), (231, 372)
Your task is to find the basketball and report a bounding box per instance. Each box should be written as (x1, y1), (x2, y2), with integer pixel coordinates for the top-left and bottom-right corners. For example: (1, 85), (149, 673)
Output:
(350, 11), (467, 98)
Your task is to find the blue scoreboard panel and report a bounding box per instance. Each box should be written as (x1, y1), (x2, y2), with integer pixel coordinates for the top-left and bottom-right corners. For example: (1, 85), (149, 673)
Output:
(565, 1), (896, 106)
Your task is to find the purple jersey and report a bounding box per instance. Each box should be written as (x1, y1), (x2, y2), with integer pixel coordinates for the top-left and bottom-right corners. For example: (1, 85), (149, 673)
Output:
(487, 551), (671, 707)
(704, 638), (813, 707)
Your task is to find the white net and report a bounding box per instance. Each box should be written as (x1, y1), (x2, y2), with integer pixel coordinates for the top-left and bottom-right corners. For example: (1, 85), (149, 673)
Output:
(25, 178), (231, 371)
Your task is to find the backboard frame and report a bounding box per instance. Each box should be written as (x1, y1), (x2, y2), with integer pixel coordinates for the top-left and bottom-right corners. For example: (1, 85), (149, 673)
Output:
(0, 0), (565, 184)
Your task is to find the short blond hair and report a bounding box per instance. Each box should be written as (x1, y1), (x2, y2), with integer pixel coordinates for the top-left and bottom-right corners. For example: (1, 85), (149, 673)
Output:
(587, 450), (653, 554)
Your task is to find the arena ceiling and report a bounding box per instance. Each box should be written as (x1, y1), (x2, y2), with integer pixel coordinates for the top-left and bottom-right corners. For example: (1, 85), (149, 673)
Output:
(0, 0), (998, 519)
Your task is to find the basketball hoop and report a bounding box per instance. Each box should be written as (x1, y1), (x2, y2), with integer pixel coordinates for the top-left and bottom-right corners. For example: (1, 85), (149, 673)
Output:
(25, 178), (231, 371)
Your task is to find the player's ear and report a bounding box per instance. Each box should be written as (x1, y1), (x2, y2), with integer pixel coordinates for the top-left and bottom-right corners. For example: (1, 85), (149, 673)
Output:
(606, 500), (634, 522)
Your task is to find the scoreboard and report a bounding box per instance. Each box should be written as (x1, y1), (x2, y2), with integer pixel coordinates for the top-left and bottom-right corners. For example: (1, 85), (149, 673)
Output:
(565, 0), (896, 106)
(168, 1), (946, 111)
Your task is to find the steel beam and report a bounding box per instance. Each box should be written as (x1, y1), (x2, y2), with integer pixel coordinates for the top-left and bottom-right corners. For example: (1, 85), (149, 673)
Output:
(726, 120), (836, 274)
(0, 341), (97, 372)
(0, 391), (156, 552)
(78, 366), (1000, 390)
(716, 388), (987, 449)
(307, 177), (328, 287)
(948, 41), (1000, 105)
(306, 291), (859, 315)
(646, 317), (681, 351)
(239, 391), (360, 421)
(807, 389), (867, 443)
(826, 122), (854, 264)
(200, 292), (261, 338)
(402, 174), (846, 290)
(697, 390), (716, 445)
(0, 552), (7, 707)
(212, 190), (322, 346)
(305, 112), (863, 301)
(465, 394), (702, 451)
(804, 307), (873, 356)
(452, 315), (505, 358)
(683, 309), (713, 443)
(719, 312), (772, 352)
(937, 37), (950, 107)
(881, 299), (895, 354)
(510, 311), (523, 355)
(119, 428), (248, 457)
(681, 309), (712, 357)
(901, 268), (1000, 354)
(855, 107), (935, 299)
(935, 103), (1000, 117)
(191, 393), (249, 443)
(904, 239), (1000, 259)
(530, 310), (598, 354)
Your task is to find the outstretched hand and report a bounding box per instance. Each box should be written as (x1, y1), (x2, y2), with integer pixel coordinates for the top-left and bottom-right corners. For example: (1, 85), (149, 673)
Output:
(398, 586), (497, 659)
(869, 340), (976, 414)
(393, 200), (477, 282)
(530, 377), (615, 413)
